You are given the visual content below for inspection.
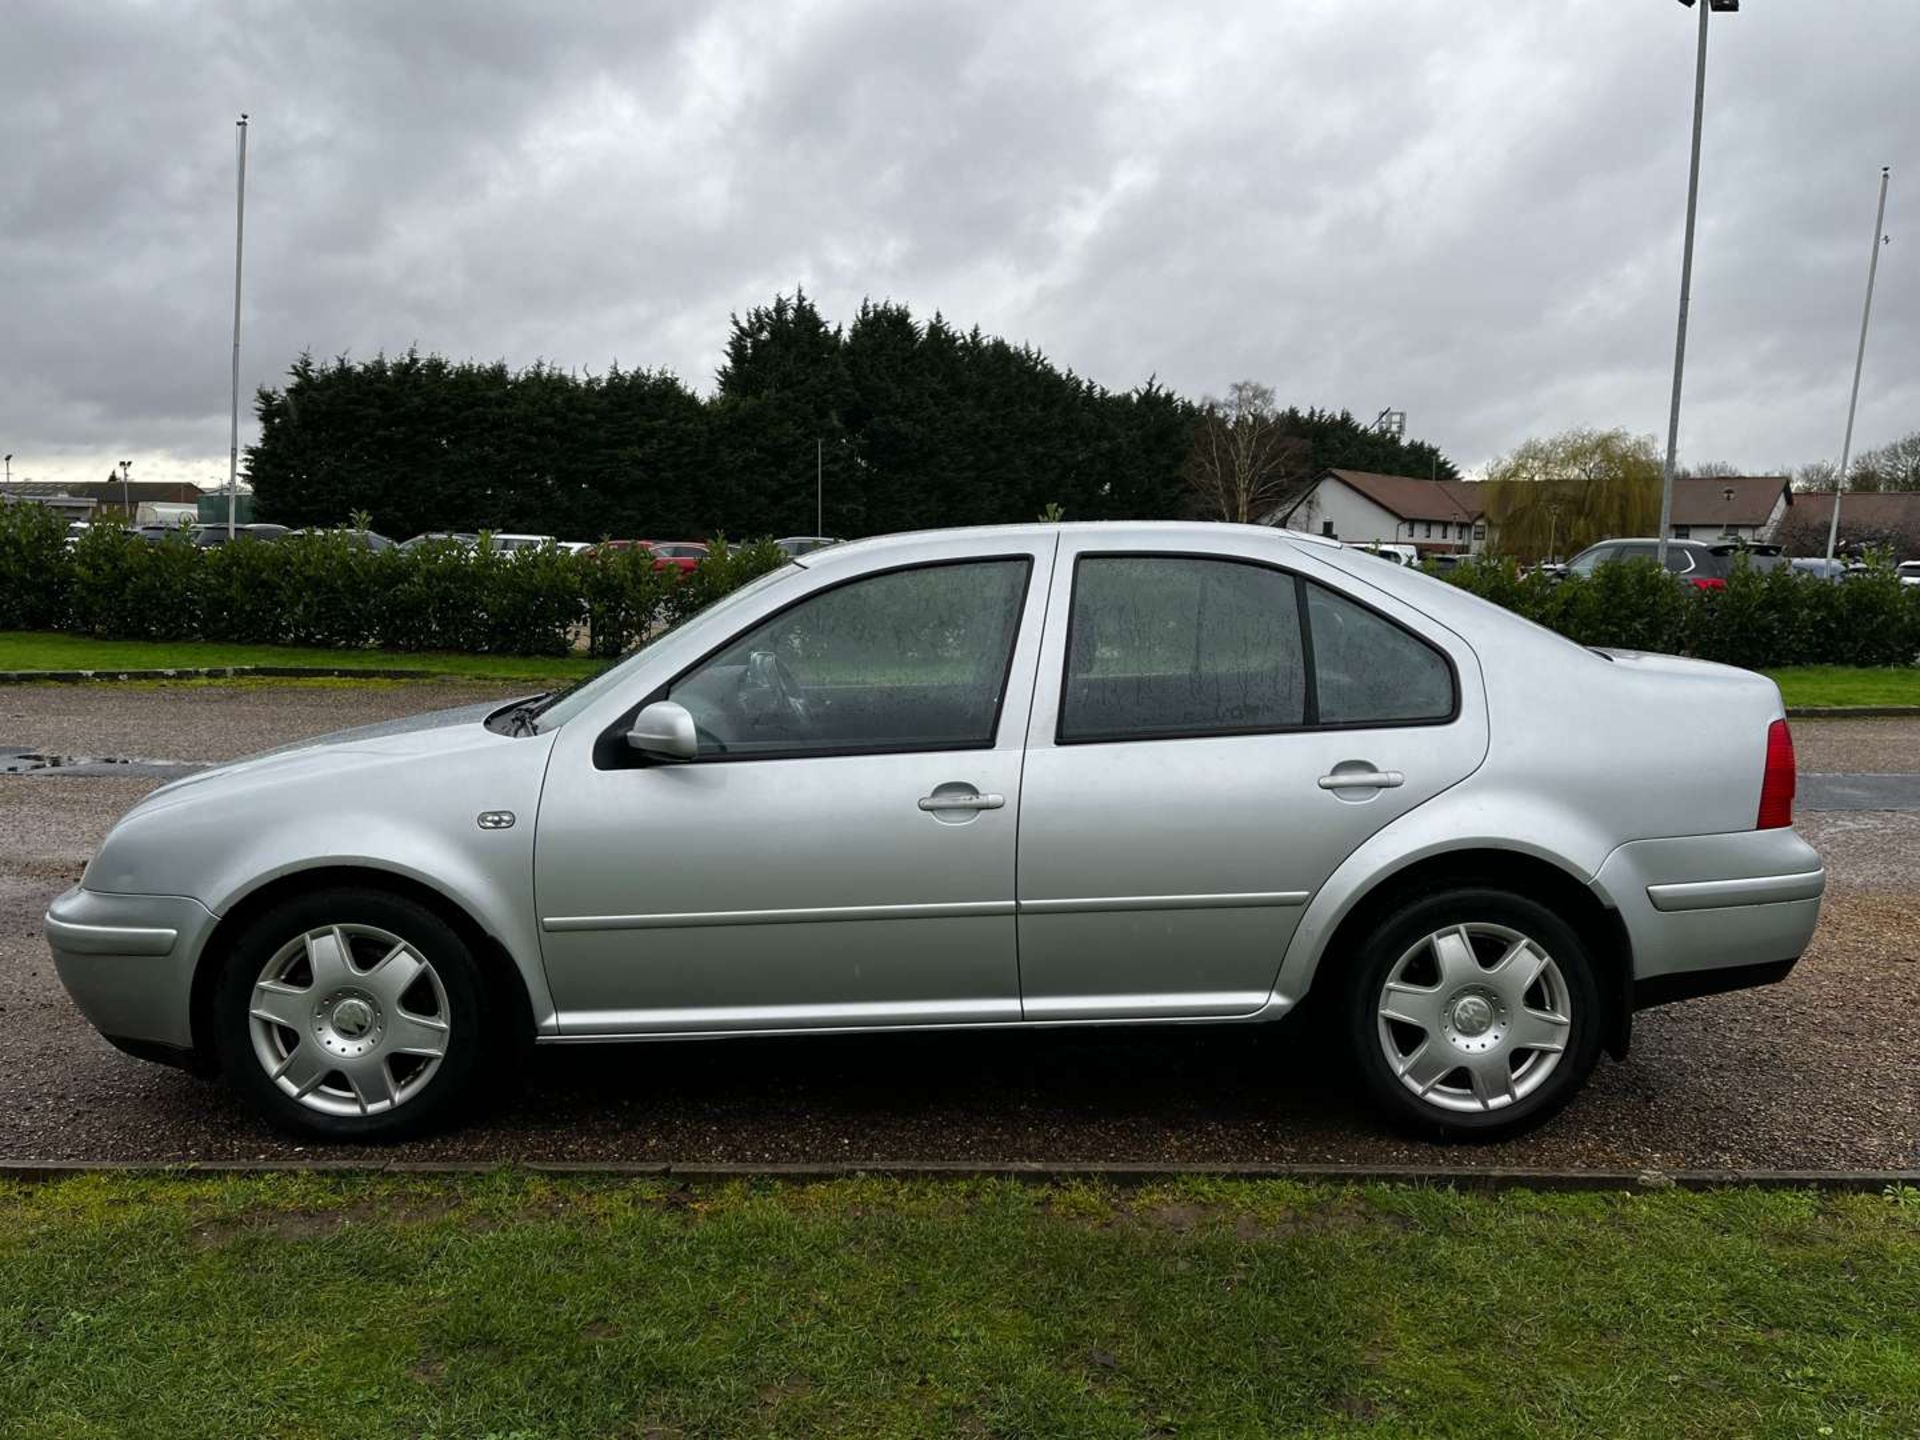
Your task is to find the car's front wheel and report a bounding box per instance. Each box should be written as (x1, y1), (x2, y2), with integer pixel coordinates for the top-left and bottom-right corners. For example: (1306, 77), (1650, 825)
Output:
(212, 889), (487, 1141)
(1345, 887), (1603, 1141)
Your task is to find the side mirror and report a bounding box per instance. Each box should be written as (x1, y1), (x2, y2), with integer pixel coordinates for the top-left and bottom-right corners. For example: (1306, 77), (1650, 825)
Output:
(626, 701), (698, 761)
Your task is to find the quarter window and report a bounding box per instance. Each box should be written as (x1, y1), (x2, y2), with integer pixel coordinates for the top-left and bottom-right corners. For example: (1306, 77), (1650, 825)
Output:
(1304, 583), (1454, 725)
(669, 559), (1029, 758)
(1060, 557), (1307, 742)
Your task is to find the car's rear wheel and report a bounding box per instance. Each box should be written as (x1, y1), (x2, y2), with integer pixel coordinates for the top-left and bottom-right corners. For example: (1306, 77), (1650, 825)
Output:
(212, 889), (486, 1141)
(1345, 887), (1602, 1141)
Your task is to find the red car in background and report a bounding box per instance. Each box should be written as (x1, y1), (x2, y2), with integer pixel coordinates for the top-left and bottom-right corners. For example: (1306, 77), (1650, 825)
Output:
(593, 540), (709, 574)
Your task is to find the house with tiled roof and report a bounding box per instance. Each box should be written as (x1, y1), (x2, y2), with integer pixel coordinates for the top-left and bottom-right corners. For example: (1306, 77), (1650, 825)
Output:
(1666, 475), (1791, 542)
(1266, 469), (1490, 555)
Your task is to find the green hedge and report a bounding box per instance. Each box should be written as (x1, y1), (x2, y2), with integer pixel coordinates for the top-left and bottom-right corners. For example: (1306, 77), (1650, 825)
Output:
(5, 501), (1918, 667)
(1433, 555), (1920, 669)
(1, 504), (784, 658)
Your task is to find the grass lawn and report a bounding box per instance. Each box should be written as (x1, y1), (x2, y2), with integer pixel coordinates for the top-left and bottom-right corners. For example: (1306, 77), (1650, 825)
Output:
(1766, 666), (1920, 710)
(0, 631), (605, 687)
(4, 633), (1918, 711)
(1, 1173), (1915, 1438)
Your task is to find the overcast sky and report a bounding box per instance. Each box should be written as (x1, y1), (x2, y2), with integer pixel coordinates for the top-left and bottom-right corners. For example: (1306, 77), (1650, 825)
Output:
(4, 0), (1914, 493)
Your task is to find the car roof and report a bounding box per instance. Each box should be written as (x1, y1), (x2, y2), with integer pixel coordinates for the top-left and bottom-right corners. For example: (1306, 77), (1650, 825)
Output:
(792, 520), (1339, 567)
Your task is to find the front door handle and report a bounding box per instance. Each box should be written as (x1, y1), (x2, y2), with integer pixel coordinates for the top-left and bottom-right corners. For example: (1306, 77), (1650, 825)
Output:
(1317, 769), (1404, 791)
(918, 790), (1006, 812)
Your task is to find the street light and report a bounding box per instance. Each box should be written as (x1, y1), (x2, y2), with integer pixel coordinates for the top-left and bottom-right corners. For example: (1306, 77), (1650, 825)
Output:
(1722, 484), (1736, 539)
(119, 460), (132, 520)
(1656, 0), (1739, 569)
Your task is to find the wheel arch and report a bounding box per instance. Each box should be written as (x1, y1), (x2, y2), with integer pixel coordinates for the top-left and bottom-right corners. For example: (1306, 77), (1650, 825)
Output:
(1293, 847), (1634, 1059)
(188, 864), (537, 1068)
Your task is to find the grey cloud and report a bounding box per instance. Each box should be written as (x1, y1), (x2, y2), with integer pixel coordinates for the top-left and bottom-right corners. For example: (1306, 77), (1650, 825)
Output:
(2, 0), (1913, 489)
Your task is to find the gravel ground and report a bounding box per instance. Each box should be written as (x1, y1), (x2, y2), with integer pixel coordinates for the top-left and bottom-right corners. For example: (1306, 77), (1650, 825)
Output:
(1, 684), (1914, 1169)
(1793, 716), (1920, 775)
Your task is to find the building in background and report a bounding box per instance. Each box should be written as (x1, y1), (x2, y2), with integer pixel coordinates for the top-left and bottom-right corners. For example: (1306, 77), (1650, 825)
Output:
(1776, 491), (1920, 559)
(1667, 475), (1791, 542)
(1266, 469), (1489, 556)
(0, 489), (96, 523)
(0, 479), (206, 522)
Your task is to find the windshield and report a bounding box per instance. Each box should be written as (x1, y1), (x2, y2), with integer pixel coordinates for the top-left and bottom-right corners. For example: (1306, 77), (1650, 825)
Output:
(531, 562), (803, 731)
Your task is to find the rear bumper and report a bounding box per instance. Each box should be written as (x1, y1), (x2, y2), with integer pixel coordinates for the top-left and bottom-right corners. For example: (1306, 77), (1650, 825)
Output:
(45, 886), (218, 1055)
(1591, 829), (1824, 1005)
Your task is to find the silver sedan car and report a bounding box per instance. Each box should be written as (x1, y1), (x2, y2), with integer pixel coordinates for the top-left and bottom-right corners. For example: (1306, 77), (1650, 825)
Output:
(47, 522), (1824, 1142)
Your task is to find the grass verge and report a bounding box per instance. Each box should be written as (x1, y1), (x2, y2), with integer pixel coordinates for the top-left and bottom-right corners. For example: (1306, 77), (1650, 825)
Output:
(0, 631), (604, 687)
(1766, 666), (1920, 710)
(4, 635), (1917, 710)
(1, 1172), (1915, 1438)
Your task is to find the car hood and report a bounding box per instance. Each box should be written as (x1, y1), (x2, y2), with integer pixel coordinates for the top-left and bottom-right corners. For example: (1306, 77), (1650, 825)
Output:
(125, 697), (535, 816)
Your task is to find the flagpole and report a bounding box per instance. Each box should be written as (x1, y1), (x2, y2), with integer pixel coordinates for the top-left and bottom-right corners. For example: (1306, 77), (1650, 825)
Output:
(1824, 166), (1892, 565)
(227, 114), (249, 539)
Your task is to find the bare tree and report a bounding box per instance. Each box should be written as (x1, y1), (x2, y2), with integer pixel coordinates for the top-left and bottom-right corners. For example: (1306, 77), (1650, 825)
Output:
(1183, 380), (1310, 524)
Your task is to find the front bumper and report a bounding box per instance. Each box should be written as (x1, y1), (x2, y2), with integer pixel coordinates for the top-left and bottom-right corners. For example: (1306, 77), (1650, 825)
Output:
(45, 886), (219, 1054)
(1591, 829), (1825, 1007)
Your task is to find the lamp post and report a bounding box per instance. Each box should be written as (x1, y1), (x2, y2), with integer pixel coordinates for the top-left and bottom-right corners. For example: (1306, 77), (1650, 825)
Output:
(1656, 0), (1740, 569)
(119, 460), (132, 520)
(1722, 484), (1736, 538)
(1546, 498), (1564, 565)
(3, 454), (10, 487)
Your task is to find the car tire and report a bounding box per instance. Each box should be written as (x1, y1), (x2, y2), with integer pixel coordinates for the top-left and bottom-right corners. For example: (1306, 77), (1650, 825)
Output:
(1344, 886), (1603, 1142)
(212, 888), (489, 1142)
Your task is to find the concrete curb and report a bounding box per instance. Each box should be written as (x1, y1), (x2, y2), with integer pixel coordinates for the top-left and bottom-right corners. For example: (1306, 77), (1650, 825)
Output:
(1787, 705), (1920, 719)
(0, 665), (439, 684)
(2, 1159), (1915, 1192)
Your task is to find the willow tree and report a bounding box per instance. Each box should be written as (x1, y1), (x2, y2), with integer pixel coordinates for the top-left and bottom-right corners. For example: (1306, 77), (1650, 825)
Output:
(1482, 428), (1663, 562)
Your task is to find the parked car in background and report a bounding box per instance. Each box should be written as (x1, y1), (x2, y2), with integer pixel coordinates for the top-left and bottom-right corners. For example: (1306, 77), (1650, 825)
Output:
(1790, 557), (1850, 582)
(290, 528), (395, 551)
(1563, 538), (1784, 590)
(487, 533), (556, 554)
(774, 535), (841, 558)
(398, 532), (479, 552)
(595, 539), (710, 573)
(1342, 541), (1418, 567)
(48, 521), (1821, 1144)
(191, 524), (290, 547)
(556, 541), (593, 557)
(1898, 561), (1920, 587)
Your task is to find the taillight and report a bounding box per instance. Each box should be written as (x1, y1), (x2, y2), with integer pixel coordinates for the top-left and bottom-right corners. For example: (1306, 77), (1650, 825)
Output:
(1690, 577), (1726, 591)
(1757, 719), (1795, 829)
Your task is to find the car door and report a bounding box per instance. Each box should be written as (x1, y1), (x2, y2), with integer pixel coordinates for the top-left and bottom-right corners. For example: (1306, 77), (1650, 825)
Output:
(1015, 535), (1487, 1021)
(534, 537), (1056, 1035)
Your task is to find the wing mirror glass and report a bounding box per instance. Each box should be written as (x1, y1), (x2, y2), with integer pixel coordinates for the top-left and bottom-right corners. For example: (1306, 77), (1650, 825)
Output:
(626, 701), (698, 761)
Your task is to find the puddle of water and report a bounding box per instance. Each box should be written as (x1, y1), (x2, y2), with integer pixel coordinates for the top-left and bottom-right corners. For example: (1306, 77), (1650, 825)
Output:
(0, 748), (204, 778)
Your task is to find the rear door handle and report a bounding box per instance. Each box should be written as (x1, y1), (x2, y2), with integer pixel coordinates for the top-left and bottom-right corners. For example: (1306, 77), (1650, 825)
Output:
(1317, 770), (1404, 791)
(918, 791), (1005, 812)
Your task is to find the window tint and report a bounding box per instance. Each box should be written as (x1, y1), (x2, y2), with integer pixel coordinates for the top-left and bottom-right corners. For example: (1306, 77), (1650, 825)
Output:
(1060, 557), (1307, 742)
(669, 560), (1028, 758)
(1304, 583), (1454, 725)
